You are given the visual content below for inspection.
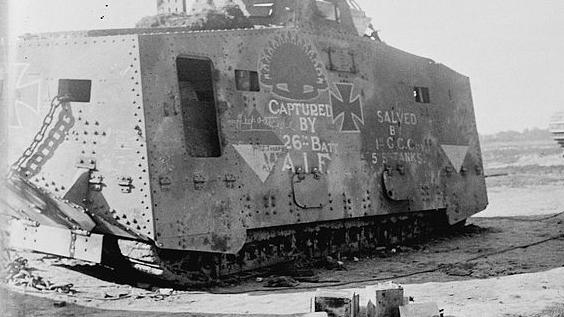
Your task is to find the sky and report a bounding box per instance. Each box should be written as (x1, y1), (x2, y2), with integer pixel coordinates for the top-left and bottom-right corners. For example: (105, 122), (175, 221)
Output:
(8, 0), (564, 134)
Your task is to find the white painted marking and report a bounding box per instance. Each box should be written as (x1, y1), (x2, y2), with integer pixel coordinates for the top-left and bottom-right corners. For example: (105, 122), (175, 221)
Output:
(233, 145), (285, 183)
(441, 144), (469, 171)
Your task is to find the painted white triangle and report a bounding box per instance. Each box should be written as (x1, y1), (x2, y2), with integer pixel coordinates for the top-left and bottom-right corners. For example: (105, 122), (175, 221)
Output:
(233, 145), (286, 183)
(441, 144), (469, 171)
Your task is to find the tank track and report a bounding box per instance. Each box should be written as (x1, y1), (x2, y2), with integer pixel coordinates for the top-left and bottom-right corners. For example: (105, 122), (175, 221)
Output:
(114, 210), (451, 287)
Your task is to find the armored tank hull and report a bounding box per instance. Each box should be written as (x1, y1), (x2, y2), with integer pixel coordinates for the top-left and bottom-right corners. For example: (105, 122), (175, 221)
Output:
(2, 0), (487, 284)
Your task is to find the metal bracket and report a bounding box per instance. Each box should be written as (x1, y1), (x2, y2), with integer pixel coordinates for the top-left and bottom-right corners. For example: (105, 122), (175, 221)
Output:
(159, 176), (172, 191)
(71, 228), (91, 236)
(295, 167), (306, 181)
(88, 172), (104, 191)
(76, 156), (96, 170)
(193, 173), (207, 190)
(69, 229), (91, 258)
(20, 217), (40, 227)
(396, 163), (405, 175)
(312, 167), (321, 180)
(118, 176), (133, 193)
(460, 166), (468, 176)
(224, 174), (236, 189)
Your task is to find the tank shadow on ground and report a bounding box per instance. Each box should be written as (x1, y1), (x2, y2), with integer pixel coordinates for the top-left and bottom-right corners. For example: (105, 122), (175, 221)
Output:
(51, 222), (495, 293)
(51, 262), (181, 291)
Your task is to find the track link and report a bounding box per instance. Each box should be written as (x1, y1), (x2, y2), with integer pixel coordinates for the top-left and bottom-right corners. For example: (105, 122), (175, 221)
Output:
(116, 210), (451, 287)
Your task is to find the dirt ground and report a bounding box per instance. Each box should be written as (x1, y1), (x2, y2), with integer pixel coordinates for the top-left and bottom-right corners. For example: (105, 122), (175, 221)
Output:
(1, 139), (563, 316)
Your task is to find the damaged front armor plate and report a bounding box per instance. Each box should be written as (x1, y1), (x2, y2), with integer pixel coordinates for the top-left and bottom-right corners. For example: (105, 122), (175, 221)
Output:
(9, 220), (104, 263)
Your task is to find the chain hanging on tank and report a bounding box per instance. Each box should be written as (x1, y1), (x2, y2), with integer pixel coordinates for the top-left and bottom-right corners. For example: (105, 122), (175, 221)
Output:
(9, 95), (75, 179)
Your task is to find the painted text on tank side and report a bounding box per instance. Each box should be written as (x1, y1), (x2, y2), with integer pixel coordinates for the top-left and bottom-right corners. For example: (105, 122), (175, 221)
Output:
(268, 99), (333, 117)
(377, 110), (417, 125)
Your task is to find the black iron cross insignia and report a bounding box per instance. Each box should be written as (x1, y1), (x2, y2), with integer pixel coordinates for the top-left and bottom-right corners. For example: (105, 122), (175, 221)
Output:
(330, 83), (364, 132)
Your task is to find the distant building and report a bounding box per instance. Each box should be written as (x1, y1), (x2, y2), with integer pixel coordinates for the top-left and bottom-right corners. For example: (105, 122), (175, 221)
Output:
(157, 0), (234, 15)
(157, 0), (187, 14)
(549, 112), (564, 148)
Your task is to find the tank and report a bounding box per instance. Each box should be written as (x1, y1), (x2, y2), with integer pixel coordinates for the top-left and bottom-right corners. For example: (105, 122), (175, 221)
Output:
(1, 0), (488, 284)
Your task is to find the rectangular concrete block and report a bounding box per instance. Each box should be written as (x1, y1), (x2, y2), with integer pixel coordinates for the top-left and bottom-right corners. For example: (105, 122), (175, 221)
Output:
(312, 289), (360, 317)
(399, 303), (440, 317)
(373, 284), (404, 317)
